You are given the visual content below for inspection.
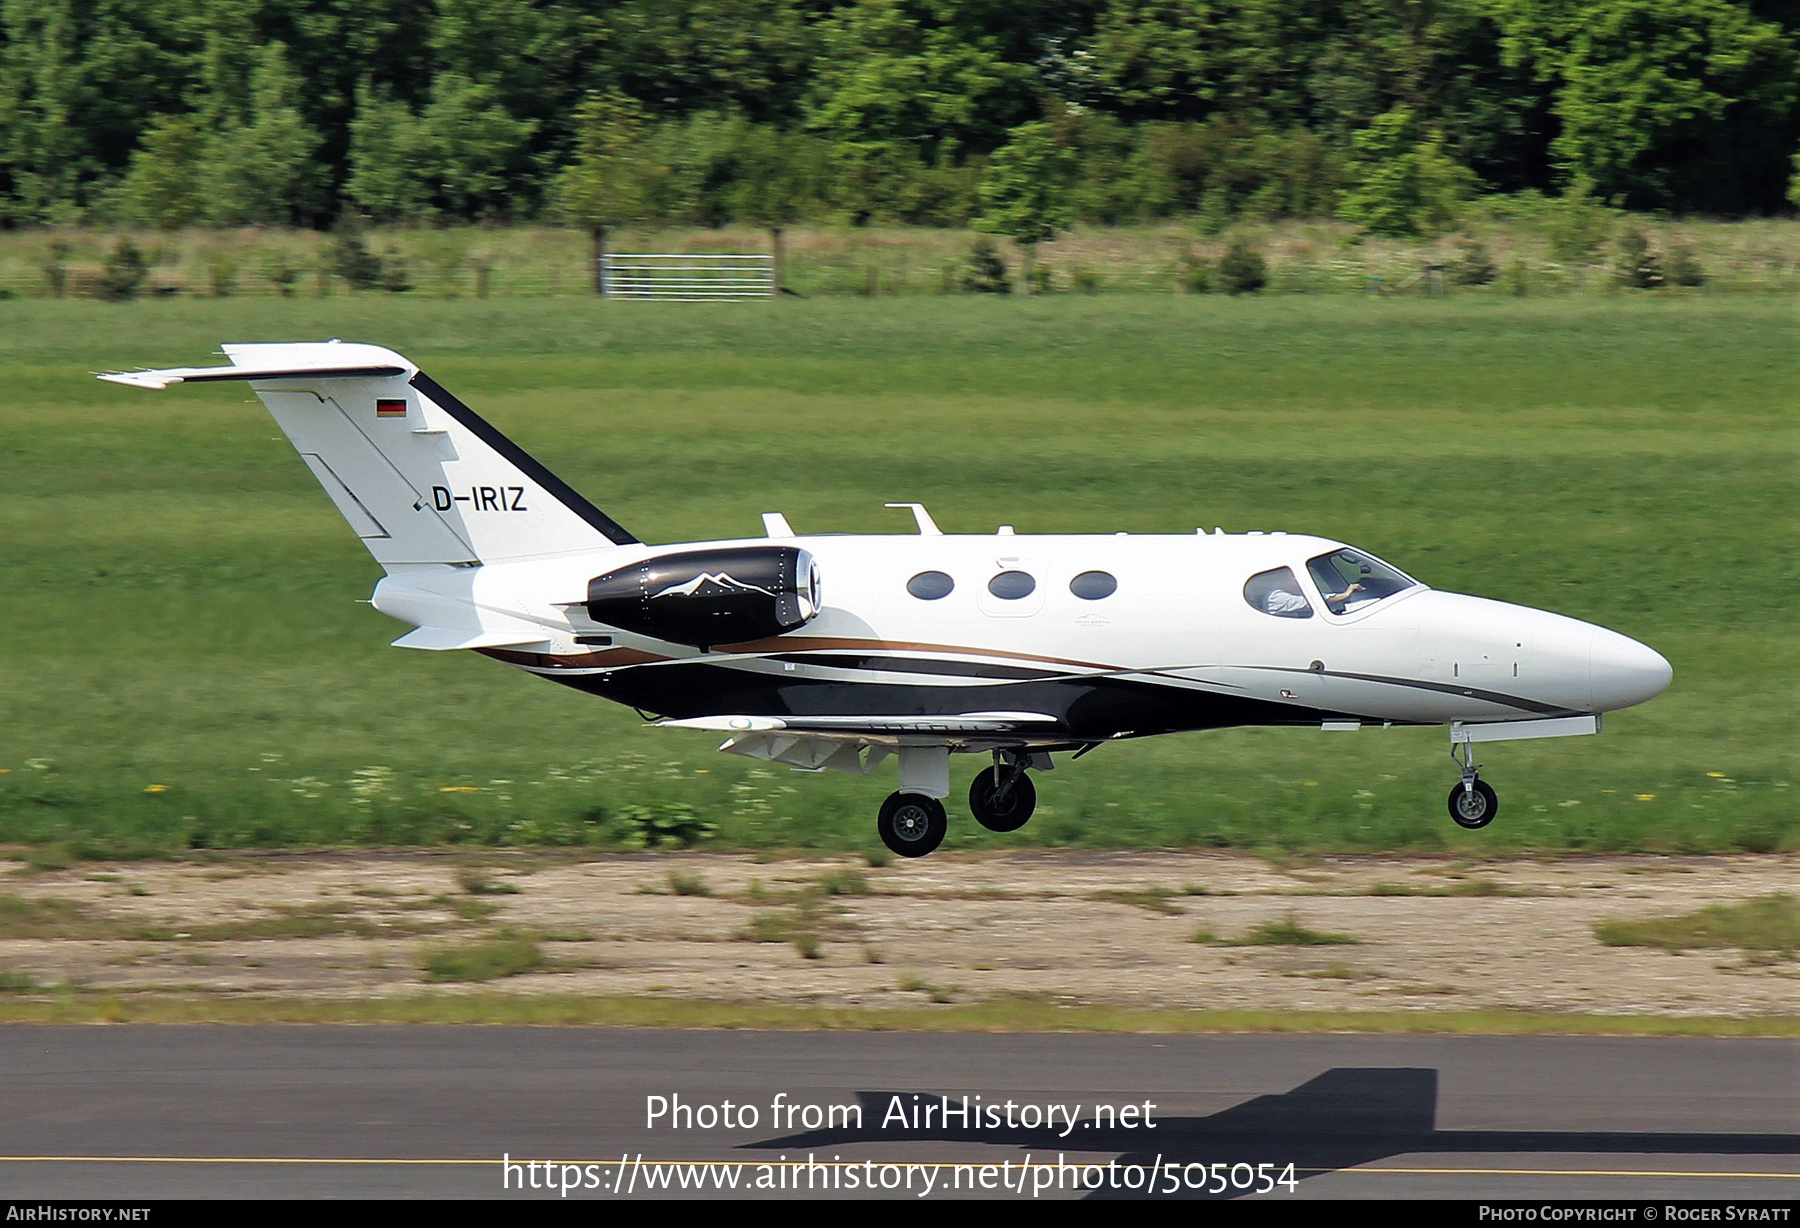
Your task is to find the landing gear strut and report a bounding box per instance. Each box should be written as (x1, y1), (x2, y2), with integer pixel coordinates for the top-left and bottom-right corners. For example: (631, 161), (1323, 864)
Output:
(1447, 742), (1498, 829)
(878, 791), (947, 858)
(969, 752), (1037, 832)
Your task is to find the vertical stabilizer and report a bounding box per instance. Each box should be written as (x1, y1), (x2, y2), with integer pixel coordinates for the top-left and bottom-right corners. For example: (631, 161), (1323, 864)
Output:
(102, 342), (637, 569)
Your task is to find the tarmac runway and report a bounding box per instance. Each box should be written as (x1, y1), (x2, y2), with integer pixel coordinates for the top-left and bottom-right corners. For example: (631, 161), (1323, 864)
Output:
(2, 1027), (1795, 1200)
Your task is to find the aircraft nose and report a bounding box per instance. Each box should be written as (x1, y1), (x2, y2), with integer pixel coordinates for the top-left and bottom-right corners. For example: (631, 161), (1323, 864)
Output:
(1588, 628), (1672, 712)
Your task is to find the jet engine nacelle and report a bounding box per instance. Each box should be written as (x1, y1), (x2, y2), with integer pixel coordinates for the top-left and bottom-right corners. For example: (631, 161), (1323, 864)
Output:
(585, 546), (821, 649)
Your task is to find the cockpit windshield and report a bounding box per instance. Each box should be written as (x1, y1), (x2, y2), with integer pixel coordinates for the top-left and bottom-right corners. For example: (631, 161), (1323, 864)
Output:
(1305, 549), (1421, 615)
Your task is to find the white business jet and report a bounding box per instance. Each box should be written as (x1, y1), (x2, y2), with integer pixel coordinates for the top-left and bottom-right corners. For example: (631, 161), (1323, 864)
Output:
(102, 343), (1672, 857)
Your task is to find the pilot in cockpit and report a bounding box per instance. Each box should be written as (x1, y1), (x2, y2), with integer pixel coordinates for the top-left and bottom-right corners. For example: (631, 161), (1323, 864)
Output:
(1321, 581), (1365, 614)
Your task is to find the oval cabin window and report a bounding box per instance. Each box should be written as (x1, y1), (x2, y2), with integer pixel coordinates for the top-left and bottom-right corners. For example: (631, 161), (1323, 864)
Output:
(1069, 570), (1117, 600)
(906, 571), (954, 600)
(987, 571), (1036, 600)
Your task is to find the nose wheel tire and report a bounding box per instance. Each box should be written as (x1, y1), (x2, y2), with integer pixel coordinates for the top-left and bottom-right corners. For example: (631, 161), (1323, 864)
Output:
(878, 792), (948, 858)
(969, 767), (1036, 832)
(1448, 779), (1499, 829)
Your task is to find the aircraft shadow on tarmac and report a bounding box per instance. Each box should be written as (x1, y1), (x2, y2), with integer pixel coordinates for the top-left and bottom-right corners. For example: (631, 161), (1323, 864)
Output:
(742, 1068), (1799, 1199)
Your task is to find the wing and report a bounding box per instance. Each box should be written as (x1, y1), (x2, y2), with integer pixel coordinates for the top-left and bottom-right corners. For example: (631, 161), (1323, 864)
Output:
(657, 712), (1058, 736)
(654, 712), (1063, 775)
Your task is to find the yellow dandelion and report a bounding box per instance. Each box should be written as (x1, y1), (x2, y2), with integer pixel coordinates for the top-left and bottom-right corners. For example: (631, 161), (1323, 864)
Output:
(1303, 780), (1319, 787)
(1634, 793), (1655, 802)
(143, 784), (169, 794)
(439, 785), (479, 793)
(1706, 772), (1726, 778)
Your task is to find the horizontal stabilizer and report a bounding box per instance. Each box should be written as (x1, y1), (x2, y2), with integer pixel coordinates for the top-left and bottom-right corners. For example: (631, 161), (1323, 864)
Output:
(98, 344), (411, 390)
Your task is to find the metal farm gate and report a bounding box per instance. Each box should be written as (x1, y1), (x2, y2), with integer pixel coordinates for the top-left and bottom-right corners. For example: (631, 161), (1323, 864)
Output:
(600, 253), (775, 300)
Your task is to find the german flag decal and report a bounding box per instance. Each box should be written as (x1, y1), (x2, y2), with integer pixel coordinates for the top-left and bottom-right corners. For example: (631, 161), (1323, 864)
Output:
(376, 398), (407, 418)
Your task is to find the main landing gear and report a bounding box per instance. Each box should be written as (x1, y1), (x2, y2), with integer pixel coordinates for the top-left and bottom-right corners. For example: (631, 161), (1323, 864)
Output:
(877, 792), (948, 858)
(876, 751), (1043, 858)
(1447, 741), (1499, 830)
(969, 753), (1037, 833)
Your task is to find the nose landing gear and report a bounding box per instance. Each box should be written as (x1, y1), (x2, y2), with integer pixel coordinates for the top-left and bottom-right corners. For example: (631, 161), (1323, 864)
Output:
(1447, 742), (1498, 829)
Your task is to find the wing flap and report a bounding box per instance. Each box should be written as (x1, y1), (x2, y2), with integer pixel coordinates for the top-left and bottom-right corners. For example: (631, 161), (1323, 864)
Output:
(657, 711), (1058, 736)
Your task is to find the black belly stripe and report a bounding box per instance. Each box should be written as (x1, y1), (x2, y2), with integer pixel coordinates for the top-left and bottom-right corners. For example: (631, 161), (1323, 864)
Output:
(509, 660), (1376, 739)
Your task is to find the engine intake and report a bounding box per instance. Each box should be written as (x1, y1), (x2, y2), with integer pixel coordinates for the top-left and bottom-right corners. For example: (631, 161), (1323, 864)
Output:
(585, 546), (820, 649)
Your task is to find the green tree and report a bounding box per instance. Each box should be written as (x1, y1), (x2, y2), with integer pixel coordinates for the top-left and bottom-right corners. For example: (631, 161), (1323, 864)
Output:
(805, 0), (1038, 168)
(553, 0), (820, 127)
(961, 236), (1012, 294)
(729, 126), (827, 294)
(0, 0), (86, 219)
(429, 0), (554, 121)
(346, 75), (535, 221)
(247, 0), (437, 204)
(1084, 0), (1337, 125)
(1539, 177), (1618, 263)
(975, 122), (1077, 294)
(1217, 236), (1268, 293)
(121, 114), (205, 228)
(344, 81), (433, 222)
(97, 235), (146, 300)
(201, 43), (324, 225)
(1337, 104), (1474, 236)
(416, 74), (537, 219)
(0, 0), (200, 221)
(1491, 0), (1797, 210)
(553, 92), (665, 295)
(1084, 0), (1222, 120)
(647, 111), (749, 227)
(1302, 0), (1544, 194)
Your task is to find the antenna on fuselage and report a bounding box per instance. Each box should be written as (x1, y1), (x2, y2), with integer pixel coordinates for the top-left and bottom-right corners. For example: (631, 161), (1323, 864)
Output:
(884, 503), (942, 535)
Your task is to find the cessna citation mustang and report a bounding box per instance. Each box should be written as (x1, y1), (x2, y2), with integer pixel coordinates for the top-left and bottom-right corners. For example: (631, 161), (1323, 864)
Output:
(102, 343), (1673, 858)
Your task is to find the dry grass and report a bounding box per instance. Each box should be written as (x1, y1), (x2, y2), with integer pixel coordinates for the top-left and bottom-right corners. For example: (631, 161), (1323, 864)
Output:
(6, 218), (1795, 300)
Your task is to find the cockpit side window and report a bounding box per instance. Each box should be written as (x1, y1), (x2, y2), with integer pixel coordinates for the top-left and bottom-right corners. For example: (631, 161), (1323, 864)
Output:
(1306, 549), (1418, 614)
(1244, 567), (1313, 619)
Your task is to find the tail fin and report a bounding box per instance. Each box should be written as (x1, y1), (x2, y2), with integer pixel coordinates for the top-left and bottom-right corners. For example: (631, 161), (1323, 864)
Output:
(101, 342), (636, 567)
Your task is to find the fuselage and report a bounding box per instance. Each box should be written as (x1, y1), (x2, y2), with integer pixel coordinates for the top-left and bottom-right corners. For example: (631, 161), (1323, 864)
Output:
(101, 342), (1677, 853)
(371, 529), (1673, 744)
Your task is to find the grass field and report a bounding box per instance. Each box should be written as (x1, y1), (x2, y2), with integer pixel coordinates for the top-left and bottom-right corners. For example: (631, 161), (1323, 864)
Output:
(0, 295), (1792, 858)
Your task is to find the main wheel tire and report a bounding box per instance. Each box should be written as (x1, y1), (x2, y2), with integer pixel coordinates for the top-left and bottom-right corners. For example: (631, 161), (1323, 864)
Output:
(878, 791), (948, 858)
(969, 767), (1037, 832)
(1447, 779), (1499, 829)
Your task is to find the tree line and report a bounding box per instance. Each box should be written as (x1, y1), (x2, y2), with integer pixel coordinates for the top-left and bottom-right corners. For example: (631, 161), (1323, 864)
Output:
(3, 0), (1796, 242)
